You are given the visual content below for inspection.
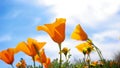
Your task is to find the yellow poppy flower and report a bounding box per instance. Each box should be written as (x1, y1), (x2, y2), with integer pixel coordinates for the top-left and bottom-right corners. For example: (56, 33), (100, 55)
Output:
(76, 42), (93, 54)
(71, 24), (88, 41)
(61, 47), (70, 56)
(0, 48), (14, 65)
(37, 18), (66, 44)
(35, 49), (51, 68)
(15, 38), (46, 57)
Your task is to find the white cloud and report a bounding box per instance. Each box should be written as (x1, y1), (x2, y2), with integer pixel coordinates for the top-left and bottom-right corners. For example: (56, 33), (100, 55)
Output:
(38, 0), (120, 27)
(0, 35), (12, 42)
(92, 30), (120, 43)
(108, 22), (120, 29)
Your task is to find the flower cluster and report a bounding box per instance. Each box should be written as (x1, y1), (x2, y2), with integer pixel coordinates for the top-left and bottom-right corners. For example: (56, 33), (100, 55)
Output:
(0, 18), (105, 68)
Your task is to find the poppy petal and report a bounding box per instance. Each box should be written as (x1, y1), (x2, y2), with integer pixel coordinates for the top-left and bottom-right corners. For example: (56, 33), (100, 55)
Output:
(37, 24), (54, 37)
(0, 50), (10, 64)
(37, 18), (66, 44)
(71, 24), (88, 41)
(40, 49), (47, 63)
(0, 48), (14, 64)
(15, 42), (31, 56)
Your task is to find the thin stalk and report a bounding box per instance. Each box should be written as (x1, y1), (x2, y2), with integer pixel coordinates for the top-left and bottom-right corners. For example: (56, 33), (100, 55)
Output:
(92, 44), (104, 61)
(87, 39), (104, 61)
(83, 54), (86, 66)
(58, 43), (62, 68)
(11, 64), (14, 68)
(32, 56), (36, 68)
(65, 56), (67, 61)
(87, 54), (91, 68)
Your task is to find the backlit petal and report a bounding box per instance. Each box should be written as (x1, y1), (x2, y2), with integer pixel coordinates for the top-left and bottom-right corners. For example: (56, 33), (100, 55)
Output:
(0, 48), (14, 64)
(7, 48), (14, 64)
(46, 58), (51, 65)
(43, 58), (51, 68)
(35, 54), (40, 62)
(0, 50), (10, 64)
(15, 42), (31, 56)
(76, 42), (93, 54)
(27, 38), (46, 56)
(37, 18), (66, 44)
(71, 24), (88, 41)
(40, 49), (47, 63)
(37, 24), (54, 37)
(27, 38), (37, 56)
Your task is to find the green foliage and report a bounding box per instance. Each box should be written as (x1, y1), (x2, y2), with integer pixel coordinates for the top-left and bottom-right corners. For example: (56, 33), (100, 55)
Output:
(26, 59), (120, 68)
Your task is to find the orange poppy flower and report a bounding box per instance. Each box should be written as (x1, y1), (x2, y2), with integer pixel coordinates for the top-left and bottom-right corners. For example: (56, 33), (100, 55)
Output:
(15, 38), (46, 57)
(16, 58), (26, 68)
(16, 62), (21, 68)
(43, 58), (51, 68)
(0, 48), (14, 65)
(35, 49), (51, 68)
(76, 42), (93, 54)
(71, 24), (88, 41)
(20, 58), (26, 68)
(37, 18), (66, 44)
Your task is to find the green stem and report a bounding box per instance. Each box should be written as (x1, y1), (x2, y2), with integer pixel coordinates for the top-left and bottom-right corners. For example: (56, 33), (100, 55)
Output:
(93, 44), (104, 61)
(11, 64), (14, 68)
(83, 54), (86, 66)
(32, 56), (36, 68)
(65, 55), (67, 61)
(88, 54), (91, 68)
(87, 38), (104, 61)
(58, 43), (62, 68)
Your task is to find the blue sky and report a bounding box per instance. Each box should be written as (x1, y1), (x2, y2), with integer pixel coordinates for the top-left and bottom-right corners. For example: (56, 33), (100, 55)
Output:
(0, 0), (53, 48)
(0, 0), (120, 68)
